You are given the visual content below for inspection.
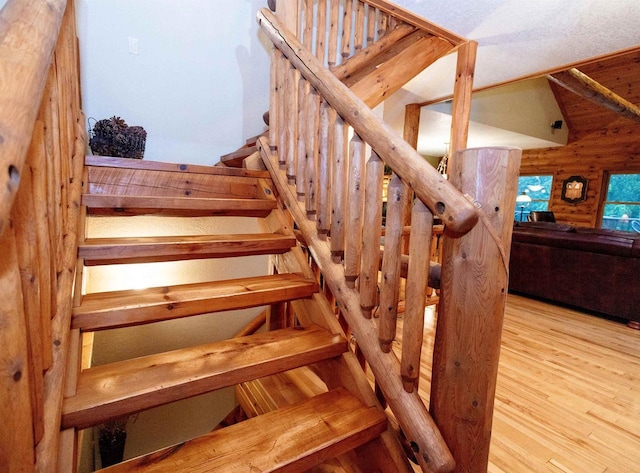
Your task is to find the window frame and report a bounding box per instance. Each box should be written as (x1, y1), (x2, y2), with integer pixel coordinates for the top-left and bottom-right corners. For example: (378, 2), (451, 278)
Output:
(514, 174), (553, 222)
(598, 172), (640, 233)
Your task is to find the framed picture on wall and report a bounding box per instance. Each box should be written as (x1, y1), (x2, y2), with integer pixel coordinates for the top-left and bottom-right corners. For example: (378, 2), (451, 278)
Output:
(561, 175), (588, 204)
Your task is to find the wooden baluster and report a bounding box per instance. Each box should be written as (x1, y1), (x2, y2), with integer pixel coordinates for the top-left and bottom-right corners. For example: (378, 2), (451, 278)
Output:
(277, 52), (287, 167)
(341, 0), (353, 61)
(354, 0), (365, 52)
(316, 0), (327, 64)
(378, 173), (405, 353)
(344, 133), (364, 288)
(269, 47), (278, 153)
(330, 114), (347, 263)
(305, 87), (320, 219)
(317, 101), (333, 239)
(285, 63), (298, 184)
(388, 14), (398, 30)
(401, 200), (433, 393)
(296, 77), (308, 199)
(30, 121), (52, 370)
(303, 0), (314, 49)
(328, 0), (340, 66)
(12, 137), (45, 443)
(377, 11), (388, 38)
(367, 5), (376, 45)
(359, 151), (383, 318)
(431, 147), (521, 472)
(0, 227), (35, 470)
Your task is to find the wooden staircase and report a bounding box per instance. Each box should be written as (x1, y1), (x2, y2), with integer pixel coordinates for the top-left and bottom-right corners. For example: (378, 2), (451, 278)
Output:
(64, 155), (408, 472)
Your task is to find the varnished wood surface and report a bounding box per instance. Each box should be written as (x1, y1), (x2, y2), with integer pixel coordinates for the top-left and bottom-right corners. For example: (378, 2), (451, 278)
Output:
(79, 233), (296, 265)
(62, 324), (347, 430)
(392, 294), (640, 473)
(72, 273), (319, 331)
(100, 388), (386, 473)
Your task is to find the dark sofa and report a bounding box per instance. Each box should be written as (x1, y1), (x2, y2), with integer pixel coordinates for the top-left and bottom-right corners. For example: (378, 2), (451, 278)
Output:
(509, 221), (640, 326)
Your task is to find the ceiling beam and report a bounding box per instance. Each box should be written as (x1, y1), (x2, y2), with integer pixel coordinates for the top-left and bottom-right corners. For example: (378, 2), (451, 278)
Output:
(547, 68), (640, 123)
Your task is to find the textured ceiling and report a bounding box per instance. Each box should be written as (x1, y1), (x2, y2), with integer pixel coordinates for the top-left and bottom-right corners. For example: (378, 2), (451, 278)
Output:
(394, 0), (640, 101)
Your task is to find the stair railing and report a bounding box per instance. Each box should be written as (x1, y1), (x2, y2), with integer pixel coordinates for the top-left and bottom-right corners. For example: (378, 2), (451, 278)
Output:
(0, 1), (85, 471)
(258, 6), (521, 473)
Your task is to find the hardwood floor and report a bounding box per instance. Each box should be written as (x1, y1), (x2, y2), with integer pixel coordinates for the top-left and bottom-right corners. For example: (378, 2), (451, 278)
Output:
(392, 294), (640, 473)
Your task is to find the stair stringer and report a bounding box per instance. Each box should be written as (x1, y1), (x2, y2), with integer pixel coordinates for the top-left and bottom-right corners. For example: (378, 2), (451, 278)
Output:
(258, 202), (413, 473)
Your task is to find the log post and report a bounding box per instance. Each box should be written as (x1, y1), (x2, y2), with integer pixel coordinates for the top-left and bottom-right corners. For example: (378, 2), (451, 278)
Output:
(430, 147), (521, 472)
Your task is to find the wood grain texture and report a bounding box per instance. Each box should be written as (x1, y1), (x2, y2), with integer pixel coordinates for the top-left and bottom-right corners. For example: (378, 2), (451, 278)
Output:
(259, 139), (454, 473)
(391, 294), (640, 473)
(62, 324), (347, 430)
(79, 233), (296, 265)
(100, 388), (386, 473)
(431, 147), (521, 472)
(82, 194), (276, 217)
(0, 0), (67, 236)
(72, 273), (319, 331)
(348, 32), (451, 108)
(86, 165), (265, 199)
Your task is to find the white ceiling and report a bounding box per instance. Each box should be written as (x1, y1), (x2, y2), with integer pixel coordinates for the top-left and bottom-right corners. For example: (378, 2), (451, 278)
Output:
(394, 0), (640, 101)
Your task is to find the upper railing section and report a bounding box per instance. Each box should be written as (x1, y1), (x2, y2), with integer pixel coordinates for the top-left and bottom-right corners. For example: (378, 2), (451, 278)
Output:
(259, 7), (478, 233)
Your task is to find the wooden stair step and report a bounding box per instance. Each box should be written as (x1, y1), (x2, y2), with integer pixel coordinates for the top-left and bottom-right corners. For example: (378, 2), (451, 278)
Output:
(82, 194), (276, 217)
(62, 324), (347, 430)
(79, 233), (296, 265)
(98, 388), (387, 473)
(72, 273), (319, 331)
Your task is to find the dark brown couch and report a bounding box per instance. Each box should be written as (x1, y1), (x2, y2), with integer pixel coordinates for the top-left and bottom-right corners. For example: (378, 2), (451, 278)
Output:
(509, 221), (640, 326)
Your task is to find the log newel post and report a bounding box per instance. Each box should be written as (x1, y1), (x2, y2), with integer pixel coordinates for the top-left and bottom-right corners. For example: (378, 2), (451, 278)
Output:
(430, 146), (522, 472)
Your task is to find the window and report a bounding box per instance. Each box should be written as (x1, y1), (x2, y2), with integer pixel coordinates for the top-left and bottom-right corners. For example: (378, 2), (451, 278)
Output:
(601, 173), (640, 233)
(514, 175), (553, 221)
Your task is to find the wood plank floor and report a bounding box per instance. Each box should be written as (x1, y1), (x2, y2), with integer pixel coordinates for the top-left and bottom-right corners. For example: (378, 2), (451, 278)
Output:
(391, 294), (640, 473)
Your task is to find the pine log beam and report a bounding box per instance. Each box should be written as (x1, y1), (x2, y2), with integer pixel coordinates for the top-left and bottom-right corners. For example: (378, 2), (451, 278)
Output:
(0, 0), (67, 236)
(257, 8), (478, 234)
(548, 68), (640, 123)
(431, 147), (521, 473)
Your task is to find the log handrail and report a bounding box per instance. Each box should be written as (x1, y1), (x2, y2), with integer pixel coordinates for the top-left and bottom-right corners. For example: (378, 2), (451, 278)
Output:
(258, 8), (479, 234)
(0, 0), (68, 236)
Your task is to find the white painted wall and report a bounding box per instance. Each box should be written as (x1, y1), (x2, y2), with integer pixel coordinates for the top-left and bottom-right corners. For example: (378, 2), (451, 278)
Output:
(76, 0), (271, 165)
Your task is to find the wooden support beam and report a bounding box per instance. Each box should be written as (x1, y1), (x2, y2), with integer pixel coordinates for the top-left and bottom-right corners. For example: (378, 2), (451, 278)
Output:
(431, 147), (521, 473)
(348, 32), (453, 108)
(547, 68), (640, 123)
(449, 41), (478, 157)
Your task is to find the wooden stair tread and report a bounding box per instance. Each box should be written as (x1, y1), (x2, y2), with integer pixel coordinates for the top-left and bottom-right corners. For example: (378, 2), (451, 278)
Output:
(62, 324), (347, 430)
(79, 233), (296, 265)
(72, 273), (319, 331)
(82, 194), (276, 217)
(99, 388), (387, 473)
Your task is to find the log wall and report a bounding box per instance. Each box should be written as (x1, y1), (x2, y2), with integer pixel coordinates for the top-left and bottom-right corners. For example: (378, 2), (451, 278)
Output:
(520, 49), (640, 228)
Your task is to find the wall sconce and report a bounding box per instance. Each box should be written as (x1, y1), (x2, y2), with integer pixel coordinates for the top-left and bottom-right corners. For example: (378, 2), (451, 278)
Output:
(550, 120), (563, 133)
(515, 191), (532, 221)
